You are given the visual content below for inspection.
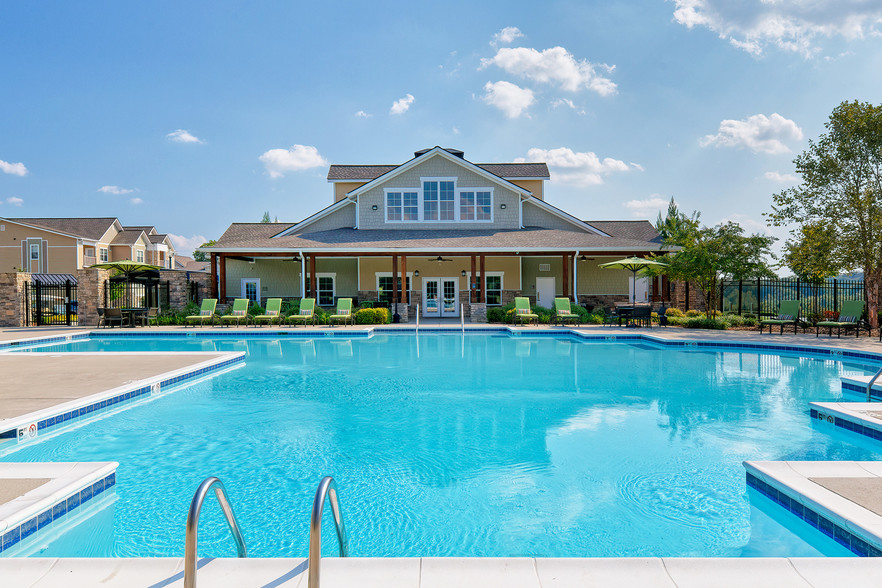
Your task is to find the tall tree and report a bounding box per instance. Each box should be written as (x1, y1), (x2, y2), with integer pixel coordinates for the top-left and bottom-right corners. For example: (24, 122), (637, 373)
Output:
(768, 100), (882, 326)
(782, 222), (839, 283)
(260, 211), (271, 223)
(192, 239), (216, 262)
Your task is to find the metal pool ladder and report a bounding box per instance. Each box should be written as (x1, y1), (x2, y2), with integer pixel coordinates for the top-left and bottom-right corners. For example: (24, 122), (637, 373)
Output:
(184, 476), (248, 588)
(867, 365), (882, 402)
(309, 476), (349, 588)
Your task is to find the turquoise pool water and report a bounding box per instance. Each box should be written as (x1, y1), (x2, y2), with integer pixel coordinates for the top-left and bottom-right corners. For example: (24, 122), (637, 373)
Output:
(2, 333), (880, 558)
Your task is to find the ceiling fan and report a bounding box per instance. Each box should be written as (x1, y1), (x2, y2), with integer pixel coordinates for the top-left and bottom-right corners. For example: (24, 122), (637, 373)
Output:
(428, 255), (453, 262)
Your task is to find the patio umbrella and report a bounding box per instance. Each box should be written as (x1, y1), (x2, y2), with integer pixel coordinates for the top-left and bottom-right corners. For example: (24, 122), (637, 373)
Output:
(599, 256), (668, 304)
(88, 259), (161, 275)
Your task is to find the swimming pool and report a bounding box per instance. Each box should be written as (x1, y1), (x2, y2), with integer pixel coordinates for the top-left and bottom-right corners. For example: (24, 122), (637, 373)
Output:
(2, 333), (880, 558)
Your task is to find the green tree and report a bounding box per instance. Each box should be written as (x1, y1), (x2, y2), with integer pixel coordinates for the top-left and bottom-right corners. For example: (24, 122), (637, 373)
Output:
(767, 100), (882, 326)
(782, 222), (839, 283)
(260, 211), (271, 223)
(655, 197), (700, 246)
(192, 239), (216, 262)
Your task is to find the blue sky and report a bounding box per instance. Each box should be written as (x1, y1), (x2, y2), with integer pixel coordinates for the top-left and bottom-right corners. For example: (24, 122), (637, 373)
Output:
(1, 1), (881, 256)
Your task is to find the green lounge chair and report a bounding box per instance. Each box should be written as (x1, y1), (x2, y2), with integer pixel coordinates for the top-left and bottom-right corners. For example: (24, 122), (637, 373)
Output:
(514, 297), (539, 326)
(287, 298), (316, 327)
(220, 298), (251, 327)
(186, 299), (217, 327)
(553, 297), (580, 326)
(759, 300), (801, 334)
(328, 298), (354, 326)
(253, 298), (283, 326)
(816, 300), (866, 338)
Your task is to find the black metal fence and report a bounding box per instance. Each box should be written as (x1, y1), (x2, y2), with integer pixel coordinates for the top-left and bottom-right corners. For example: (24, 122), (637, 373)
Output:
(720, 278), (866, 318)
(24, 279), (78, 326)
(187, 280), (199, 304)
(103, 281), (170, 310)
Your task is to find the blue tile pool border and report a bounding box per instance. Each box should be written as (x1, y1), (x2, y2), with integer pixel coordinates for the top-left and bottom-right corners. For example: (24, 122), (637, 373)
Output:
(810, 407), (882, 442)
(0, 353), (245, 440)
(0, 332), (89, 350)
(746, 472), (882, 557)
(0, 472), (116, 555)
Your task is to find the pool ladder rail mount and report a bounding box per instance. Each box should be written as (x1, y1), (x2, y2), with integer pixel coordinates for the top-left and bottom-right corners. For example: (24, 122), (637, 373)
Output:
(867, 365), (882, 402)
(183, 475), (348, 588)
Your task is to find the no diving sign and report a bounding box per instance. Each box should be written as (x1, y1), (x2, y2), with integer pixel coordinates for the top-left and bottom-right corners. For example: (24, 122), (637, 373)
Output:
(17, 422), (38, 443)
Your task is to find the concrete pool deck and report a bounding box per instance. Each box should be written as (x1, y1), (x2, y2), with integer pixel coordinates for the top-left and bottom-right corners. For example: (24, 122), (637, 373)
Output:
(3, 325), (882, 585)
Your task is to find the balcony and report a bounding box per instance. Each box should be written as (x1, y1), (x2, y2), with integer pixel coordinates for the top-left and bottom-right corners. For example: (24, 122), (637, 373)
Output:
(83, 255), (96, 268)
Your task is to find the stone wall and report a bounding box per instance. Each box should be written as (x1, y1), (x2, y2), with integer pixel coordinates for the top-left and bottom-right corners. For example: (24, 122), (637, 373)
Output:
(670, 280), (707, 312)
(0, 272), (30, 327)
(76, 268), (112, 326)
(469, 302), (487, 323)
(163, 269), (212, 310)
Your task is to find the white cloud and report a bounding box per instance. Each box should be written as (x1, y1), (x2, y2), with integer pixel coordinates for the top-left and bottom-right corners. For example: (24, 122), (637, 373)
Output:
(355, 110), (372, 118)
(515, 147), (631, 186)
(718, 212), (778, 236)
(764, 171), (799, 183)
(624, 196), (669, 219)
(481, 46), (616, 95)
(390, 94), (415, 115)
(130, 197), (143, 205)
(169, 233), (208, 257)
(259, 144), (329, 179)
(491, 26), (524, 47)
(98, 185), (135, 195)
(482, 81), (535, 119)
(452, 127), (461, 135)
(0, 160), (28, 176)
(630, 162), (645, 172)
(671, 0), (882, 57)
(700, 113), (803, 154)
(5, 196), (23, 206)
(166, 129), (204, 144)
(552, 98), (576, 109)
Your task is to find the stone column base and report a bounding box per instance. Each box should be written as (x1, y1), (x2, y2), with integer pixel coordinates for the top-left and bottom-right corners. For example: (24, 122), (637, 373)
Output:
(392, 302), (409, 323)
(469, 302), (487, 323)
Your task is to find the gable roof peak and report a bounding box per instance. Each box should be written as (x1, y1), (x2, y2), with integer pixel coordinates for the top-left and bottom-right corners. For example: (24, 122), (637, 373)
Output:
(414, 147), (464, 159)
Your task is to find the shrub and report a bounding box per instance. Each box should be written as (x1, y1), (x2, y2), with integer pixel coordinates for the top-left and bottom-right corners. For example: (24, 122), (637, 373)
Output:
(685, 317), (728, 330)
(248, 304), (265, 316)
(355, 307), (389, 324)
(359, 300), (375, 309)
(685, 309), (703, 318)
(665, 307), (685, 317)
(281, 299), (300, 316)
(582, 313), (603, 325)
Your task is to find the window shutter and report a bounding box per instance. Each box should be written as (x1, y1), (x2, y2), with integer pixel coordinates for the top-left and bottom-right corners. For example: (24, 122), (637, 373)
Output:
(21, 241), (27, 270)
(41, 240), (48, 273)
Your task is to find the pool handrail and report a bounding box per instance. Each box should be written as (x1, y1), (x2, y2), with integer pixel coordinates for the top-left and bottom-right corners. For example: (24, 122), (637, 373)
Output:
(309, 476), (349, 588)
(461, 304), (464, 332)
(184, 476), (248, 588)
(867, 365), (882, 402)
(416, 304), (420, 332)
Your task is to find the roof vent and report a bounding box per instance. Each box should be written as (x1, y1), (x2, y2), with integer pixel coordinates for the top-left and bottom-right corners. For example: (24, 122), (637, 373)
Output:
(414, 147), (465, 159)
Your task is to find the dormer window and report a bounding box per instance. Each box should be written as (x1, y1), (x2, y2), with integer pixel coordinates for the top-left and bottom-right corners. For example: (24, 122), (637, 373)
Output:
(384, 178), (493, 223)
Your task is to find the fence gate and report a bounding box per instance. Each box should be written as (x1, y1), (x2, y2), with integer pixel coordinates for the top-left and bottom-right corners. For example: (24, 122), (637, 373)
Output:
(27, 275), (78, 326)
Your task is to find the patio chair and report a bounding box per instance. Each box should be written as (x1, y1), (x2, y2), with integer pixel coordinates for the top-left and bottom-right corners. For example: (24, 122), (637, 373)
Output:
(514, 297), (539, 326)
(816, 300), (866, 338)
(656, 304), (669, 327)
(759, 300), (801, 334)
(134, 307), (158, 327)
(253, 298), (283, 327)
(631, 305), (652, 328)
(99, 307), (124, 328)
(186, 299), (218, 327)
(602, 306), (621, 327)
(220, 298), (252, 327)
(328, 298), (354, 326)
(287, 298), (316, 327)
(553, 297), (580, 326)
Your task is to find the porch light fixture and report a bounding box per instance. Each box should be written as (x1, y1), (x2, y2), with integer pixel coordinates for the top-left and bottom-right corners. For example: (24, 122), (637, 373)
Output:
(579, 255), (589, 262)
(500, 203), (506, 209)
(371, 204), (378, 210)
(414, 270), (419, 277)
(461, 270), (467, 277)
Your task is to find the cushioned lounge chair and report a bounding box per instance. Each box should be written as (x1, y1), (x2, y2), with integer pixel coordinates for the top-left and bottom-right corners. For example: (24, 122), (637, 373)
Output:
(553, 297), (580, 326)
(253, 298), (283, 326)
(329, 298), (353, 326)
(220, 298), (251, 327)
(287, 298), (316, 327)
(99, 307), (124, 328)
(514, 297), (539, 326)
(816, 300), (866, 338)
(186, 299), (217, 327)
(759, 300), (801, 334)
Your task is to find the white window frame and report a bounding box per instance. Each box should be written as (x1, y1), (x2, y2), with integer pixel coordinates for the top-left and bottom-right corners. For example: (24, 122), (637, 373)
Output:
(376, 272), (413, 304)
(99, 248), (109, 262)
(313, 272), (336, 307)
(484, 272), (504, 306)
(382, 177), (494, 224)
(457, 188), (494, 223)
(30, 243), (40, 261)
(136, 249), (144, 263)
(241, 278), (260, 302)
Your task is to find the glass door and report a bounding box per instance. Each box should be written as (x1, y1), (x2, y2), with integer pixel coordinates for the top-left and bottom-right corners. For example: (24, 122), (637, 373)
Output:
(441, 278), (458, 317)
(241, 278), (260, 303)
(423, 279), (440, 316)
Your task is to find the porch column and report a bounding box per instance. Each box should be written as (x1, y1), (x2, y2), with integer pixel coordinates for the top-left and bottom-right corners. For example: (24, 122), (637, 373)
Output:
(210, 253), (218, 298)
(562, 254), (569, 300)
(400, 255), (407, 304)
(219, 253), (226, 302)
(392, 254), (399, 305)
(480, 255), (486, 303)
(299, 255), (306, 298)
(470, 255), (477, 302)
(309, 255), (317, 298)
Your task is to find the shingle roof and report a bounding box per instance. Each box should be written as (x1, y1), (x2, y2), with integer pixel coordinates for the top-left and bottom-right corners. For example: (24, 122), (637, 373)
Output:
(7, 217), (117, 240)
(215, 226), (662, 252)
(217, 222), (296, 245)
(585, 221), (662, 244)
(110, 230), (145, 245)
(123, 225), (156, 234)
(327, 162), (550, 181)
(148, 233), (169, 244)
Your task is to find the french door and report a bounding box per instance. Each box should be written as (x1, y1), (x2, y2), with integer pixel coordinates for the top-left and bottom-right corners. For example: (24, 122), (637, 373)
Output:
(422, 278), (458, 317)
